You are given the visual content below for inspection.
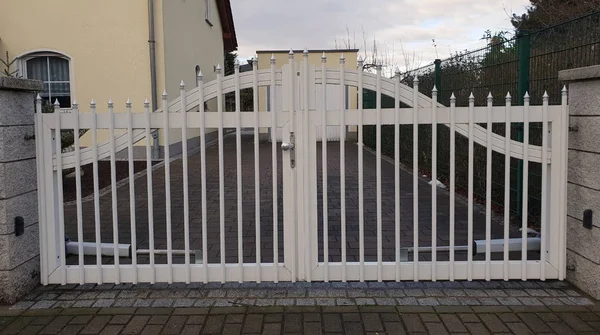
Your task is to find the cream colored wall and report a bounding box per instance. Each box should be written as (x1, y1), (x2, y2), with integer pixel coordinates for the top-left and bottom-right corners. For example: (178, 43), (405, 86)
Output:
(0, 0), (152, 147)
(161, 0), (225, 145)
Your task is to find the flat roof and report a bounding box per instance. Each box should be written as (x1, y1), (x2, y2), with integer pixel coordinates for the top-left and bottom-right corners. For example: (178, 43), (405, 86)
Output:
(256, 48), (359, 54)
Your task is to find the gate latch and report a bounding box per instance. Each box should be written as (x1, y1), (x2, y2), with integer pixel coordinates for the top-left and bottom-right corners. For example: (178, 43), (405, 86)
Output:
(281, 133), (295, 168)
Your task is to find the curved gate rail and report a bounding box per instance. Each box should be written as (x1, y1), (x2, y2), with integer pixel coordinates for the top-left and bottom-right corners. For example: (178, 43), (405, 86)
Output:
(35, 50), (568, 285)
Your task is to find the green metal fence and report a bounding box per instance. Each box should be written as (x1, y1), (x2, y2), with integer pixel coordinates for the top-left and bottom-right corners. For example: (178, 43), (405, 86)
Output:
(364, 11), (600, 227)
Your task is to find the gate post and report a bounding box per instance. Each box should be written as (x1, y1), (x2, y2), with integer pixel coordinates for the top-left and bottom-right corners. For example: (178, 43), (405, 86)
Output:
(559, 65), (600, 299)
(0, 77), (43, 304)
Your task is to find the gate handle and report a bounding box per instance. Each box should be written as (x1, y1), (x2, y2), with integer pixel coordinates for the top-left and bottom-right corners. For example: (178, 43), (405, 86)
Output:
(281, 142), (295, 151)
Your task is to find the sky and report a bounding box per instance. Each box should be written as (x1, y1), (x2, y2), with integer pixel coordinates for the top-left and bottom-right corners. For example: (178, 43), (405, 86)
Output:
(229, 0), (530, 72)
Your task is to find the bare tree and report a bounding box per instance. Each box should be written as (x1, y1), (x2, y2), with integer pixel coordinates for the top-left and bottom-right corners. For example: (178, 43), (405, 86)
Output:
(334, 26), (423, 78)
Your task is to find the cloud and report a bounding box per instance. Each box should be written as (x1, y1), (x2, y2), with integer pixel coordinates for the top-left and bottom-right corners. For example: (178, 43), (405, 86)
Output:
(230, 0), (530, 70)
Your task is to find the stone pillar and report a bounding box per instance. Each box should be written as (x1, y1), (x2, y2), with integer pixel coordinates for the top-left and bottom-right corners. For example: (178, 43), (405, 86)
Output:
(558, 65), (600, 299)
(0, 77), (43, 304)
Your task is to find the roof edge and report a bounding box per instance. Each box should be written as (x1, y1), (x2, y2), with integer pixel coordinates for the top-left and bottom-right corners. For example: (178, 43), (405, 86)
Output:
(216, 0), (237, 52)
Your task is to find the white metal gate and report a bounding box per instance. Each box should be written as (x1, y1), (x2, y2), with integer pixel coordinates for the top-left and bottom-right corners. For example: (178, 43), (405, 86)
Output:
(36, 50), (569, 285)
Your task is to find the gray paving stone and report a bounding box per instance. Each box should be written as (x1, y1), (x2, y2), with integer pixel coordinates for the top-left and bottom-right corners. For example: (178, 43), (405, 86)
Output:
(418, 298), (440, 306)
(497, 297), (522, 306)
(437, 297), (460, 306)
(92, 299), (114, 308)
(459, 298), (481, 306)
(327, 290), (346, 298)
(30, 301), (56, 309)
(213, 299), (234, 307)
(207, 290), (226, 298)
(336, 299), (354, 306)
(255, 299), (275, 306)
(193, 299), (215, 307)
(236, 299), (256, 306)
(478, 298), (500, 306)
(442, 289), (466, 296)
(404, 289), (425, 297)
(519, 297), (544, 306)
(308, 289), (329, 297)
(276, 299), (295, 306)
(152, 299), (174, 307)
(287, 288), (306, 298)
(315, 298), (335, 306)
(73, 300), (95, 308)
(355, 298), (376, 306)
(486, 289), (508, 297)
(396, 297), (418, 305)
(133, 299), (154, 307)
(173, 299), (195, 308)
(296, 298), (315, 306)
(374, 298), (396, 306)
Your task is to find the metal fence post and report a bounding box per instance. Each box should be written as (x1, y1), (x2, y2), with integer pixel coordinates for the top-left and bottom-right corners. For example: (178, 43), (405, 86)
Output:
(516, 30), (531, 221)
(434, 59), (442, 102)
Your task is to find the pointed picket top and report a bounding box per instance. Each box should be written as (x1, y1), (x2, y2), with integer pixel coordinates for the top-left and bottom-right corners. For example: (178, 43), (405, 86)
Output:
(162, 89), (168, 98)
(234, 59), (240, 68)
(107, 98), (114, 108)
(432, 85), (438, 93)
(72, 100), (78, 109)
(90, 99), (96, 108)
(413, 75), (419, 84)
(543, 91), (549, 99)
(469, 92), (475, 101)
(288, 49), (294, 58)
(197, 69), (203, 80)
(339, 53), (345, 63)
(562, 85), (568, 94)
(303, 47), (309, 56)
(523, 91), (530, 100)
(394, 68), (401, 76)
(53, 99), (60, 109)
(35, 94), (42, 102)
(144, 98), (150, 108)
(358, 55), (364, 64)
(216, 63), (222, 72)
(252, 55), (258, 65)
(450, 92), (456, 101)
(180, 80), (186, 89)
(321, 52), (327, 62)
(126, 97), (132, 108)
(270, 53), (276, 63)
(487, 92), (493, 100)
(505, 92), (512, 100)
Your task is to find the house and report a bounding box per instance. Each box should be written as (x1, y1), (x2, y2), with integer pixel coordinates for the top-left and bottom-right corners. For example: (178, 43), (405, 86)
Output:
(256, 49), (359, 142)
(0, 0), (237, 157)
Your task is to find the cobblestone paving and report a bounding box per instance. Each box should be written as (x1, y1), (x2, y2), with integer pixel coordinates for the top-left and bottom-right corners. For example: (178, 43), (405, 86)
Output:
(2, 299), (600, 334)
(63, 133), (528, 267)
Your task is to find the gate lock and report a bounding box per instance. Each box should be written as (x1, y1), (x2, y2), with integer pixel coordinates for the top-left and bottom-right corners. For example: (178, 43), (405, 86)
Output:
(281, 133), (295, 168)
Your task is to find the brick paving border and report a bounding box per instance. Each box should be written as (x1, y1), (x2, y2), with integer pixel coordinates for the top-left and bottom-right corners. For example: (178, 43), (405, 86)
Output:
(8, 281), (594, 311)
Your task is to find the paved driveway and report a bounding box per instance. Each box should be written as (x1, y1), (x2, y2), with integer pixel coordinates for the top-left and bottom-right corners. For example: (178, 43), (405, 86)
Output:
(64, 132), (525, 266)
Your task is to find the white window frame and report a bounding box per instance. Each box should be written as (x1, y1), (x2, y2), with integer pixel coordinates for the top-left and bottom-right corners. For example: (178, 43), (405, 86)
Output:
(16, 49), (76, 108)
(205, 0), (213, 26)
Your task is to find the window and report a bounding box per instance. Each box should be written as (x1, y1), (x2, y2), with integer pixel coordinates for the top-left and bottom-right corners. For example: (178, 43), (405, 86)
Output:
(205, 0), (213, 26)
(25, 55), (71, 107)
